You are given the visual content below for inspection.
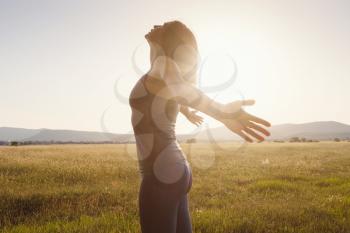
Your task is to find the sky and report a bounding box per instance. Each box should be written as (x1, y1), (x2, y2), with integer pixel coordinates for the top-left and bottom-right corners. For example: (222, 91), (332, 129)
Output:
(1, 0), (350, 134)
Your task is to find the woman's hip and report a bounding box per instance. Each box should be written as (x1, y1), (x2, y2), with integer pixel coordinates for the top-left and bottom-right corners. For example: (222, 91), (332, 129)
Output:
(140, 162), (192, 196)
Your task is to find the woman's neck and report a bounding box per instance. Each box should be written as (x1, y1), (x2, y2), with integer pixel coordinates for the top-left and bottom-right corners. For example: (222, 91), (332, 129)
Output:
(148, 55), (167, 79)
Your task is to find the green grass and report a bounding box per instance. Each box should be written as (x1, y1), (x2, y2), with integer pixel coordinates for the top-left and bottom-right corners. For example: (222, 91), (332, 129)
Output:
(0, 142), (349, 233)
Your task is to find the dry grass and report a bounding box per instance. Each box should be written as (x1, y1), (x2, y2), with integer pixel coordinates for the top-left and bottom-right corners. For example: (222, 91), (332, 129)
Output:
(0, 142), (349, 233)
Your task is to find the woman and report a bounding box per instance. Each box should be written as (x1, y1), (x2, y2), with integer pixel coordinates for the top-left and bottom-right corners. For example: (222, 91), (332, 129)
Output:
(129, 20), (271, 233)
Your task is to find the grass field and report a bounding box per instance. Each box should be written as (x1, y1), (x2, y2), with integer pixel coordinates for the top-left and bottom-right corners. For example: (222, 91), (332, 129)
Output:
(0, 142), (349, 233)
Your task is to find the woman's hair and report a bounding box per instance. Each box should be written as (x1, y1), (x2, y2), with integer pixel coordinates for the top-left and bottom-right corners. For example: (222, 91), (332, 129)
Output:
(159, 21), (199, 85)
(160, 21), (198, 57)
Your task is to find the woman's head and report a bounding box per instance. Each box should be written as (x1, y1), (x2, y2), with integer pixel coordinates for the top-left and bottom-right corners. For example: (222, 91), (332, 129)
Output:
(146, 21), (199, 84)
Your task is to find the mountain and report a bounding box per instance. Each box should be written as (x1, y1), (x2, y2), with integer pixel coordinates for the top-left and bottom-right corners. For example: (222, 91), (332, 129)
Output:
(190, 121), (350, 141)
(0, 127), (42, 141)
(0, 127), (133, 143)
(1, 121), (350, 143)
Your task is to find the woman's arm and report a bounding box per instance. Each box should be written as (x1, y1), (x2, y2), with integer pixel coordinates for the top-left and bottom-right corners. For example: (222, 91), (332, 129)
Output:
(145, 56), (228, 119)
(179, 105), (190, 117)
(145, 56), (270, 142)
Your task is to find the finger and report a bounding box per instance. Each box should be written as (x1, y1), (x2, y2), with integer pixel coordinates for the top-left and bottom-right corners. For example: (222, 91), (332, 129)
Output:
(247, 122), (270, 136)
(246, 113), (271, 127)
(235, 130), (253, 143)
(192, 119), (200, 124)
(230, 100), (255, 111)
(193, 116), (203, 122)
(243, 127), (265, 142)
(241, 99), (255, 106)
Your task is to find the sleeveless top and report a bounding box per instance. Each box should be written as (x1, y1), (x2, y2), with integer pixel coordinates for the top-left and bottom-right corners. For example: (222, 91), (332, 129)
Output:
(129, 74), (188, 183)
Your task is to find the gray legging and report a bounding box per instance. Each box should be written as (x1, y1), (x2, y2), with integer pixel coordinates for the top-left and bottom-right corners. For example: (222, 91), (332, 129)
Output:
(139, 164), (193, 233)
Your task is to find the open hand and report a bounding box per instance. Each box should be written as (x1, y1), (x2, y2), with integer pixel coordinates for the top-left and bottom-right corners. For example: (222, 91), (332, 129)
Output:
(219, 100), (271, 142)
(186, 110), (204, 126)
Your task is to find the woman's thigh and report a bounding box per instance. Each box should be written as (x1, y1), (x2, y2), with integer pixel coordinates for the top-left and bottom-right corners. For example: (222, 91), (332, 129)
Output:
(139, 164), (192, 233)
(139, 178), (179, 233)
(177, 165), (193, 233)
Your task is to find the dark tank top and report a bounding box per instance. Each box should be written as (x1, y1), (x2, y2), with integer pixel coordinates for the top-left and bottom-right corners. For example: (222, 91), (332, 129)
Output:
(129, 74), (188, 183)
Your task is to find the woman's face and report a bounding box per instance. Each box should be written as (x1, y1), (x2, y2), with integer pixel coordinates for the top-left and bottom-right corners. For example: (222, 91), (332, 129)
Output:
(145, 24), (165, 43)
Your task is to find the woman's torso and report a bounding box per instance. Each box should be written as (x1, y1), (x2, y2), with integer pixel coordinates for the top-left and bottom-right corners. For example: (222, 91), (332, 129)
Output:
(129, 74), (188, 183)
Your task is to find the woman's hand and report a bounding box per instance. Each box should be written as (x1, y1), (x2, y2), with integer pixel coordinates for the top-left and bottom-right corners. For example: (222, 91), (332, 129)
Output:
(180, 105), (204, 126)
(185, 110), (204, 126)
(219, 100), (271, 142)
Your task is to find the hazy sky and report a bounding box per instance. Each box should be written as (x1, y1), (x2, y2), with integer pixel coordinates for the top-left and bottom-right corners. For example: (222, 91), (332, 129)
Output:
(1, 0), (350, 134)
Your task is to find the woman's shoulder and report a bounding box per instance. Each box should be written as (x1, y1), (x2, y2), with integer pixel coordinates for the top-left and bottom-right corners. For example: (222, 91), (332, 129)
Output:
(142, 72), (167, 97)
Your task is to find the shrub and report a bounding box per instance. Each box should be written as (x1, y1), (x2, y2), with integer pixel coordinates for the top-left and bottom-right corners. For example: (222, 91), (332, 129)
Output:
(186, 138), (197, 143)
(9, 141), (19, 146)
(289, 137), (300, 143)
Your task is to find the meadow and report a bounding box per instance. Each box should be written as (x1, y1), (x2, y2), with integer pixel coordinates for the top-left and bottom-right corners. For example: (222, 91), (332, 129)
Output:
(0, 142), (349, 233)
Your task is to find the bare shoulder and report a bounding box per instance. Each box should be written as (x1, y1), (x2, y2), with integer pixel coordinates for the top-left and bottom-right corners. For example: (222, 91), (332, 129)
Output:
(150, 56), (181, 80)
(144, 56), (183, 98)
(143, 72), (166, 94)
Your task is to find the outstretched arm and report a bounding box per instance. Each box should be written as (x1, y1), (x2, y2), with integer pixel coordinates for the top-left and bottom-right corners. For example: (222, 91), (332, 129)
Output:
(145, 56), (229, 120)
(144, 56), (271, 142)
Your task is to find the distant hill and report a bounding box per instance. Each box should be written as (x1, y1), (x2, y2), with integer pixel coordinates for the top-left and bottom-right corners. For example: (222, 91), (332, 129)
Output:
(188, 121), (350, 141)
(0, 127), (133, 143)
(1, 121), (350, 143)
